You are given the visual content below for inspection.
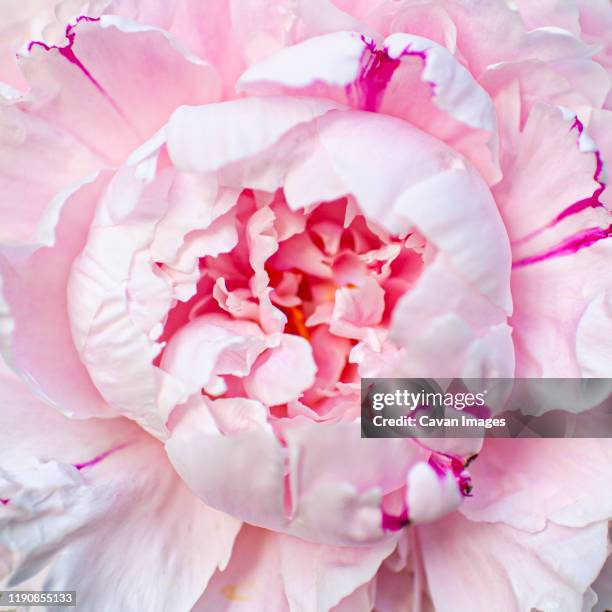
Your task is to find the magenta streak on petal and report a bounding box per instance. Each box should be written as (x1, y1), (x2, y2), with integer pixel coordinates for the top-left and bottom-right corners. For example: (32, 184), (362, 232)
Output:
(352, 36), (401, 112)
(0, 498), (9, 505)
(27, 15), (100, 52)
(513, 223), (612, 268)
(382, 508), (409, 531)
(512, 119), (608, 247)
(556, 118), (606, 222)
(73, 442), (130, 471)
(27, 16), (130, 123)
(429, 452), (473, 497)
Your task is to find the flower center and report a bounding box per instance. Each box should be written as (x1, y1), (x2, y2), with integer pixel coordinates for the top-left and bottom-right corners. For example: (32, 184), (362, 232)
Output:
(156, 188), (426, 416)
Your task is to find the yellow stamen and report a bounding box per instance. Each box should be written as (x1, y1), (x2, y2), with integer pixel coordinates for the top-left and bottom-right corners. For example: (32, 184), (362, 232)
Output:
(221, 584), (250, 602)
(288, 306), (310, 339)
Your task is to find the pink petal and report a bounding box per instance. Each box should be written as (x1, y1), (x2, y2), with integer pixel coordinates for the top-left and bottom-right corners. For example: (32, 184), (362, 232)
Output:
(0, 173), (115, 418)
(513, 0), (581, 36)
(284, 421), (425, 544)
(237, 31), (367, 103)
(0, 107), (103, 245)
(406, 462), (462, 524)
(498, 106), (612, 376)
(195, 525), (387, 611)
(576, 290), (612, 376)
(330, 278), (385, 340)
(420, 512), (609, 612)
(278, 531), (395, 611)
(166, 396), (288, 530)
(67, 165), (181, 436)
(21, 16), (220, 165)
(243, 334), (317, 406)
(390, 256), (514, 378)
(0, 362), (240, 609)
(238, 31), (500, 182)
(161, 313), (273, 398)
(0, 359), (135, 464)
(191, 525), (289, 611)
(166, 96), (340, 181)
(460, 439), (612, 532)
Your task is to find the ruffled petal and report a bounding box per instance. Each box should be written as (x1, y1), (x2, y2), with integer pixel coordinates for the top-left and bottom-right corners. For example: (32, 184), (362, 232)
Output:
(460, 439), (612, 531)
(243, 334), (317, 406)
(20, 16), (220, 164)
(191, 525), (289, 611)
(0, 362), (241, 610)
(420, 513), (609, 612)
(496, 105), (612, 376)
(166, 396), (288, 530)
(238, 31), (500, 182)
(0, 172), (115, 418)
(193, 524), (392, 612)
(278, 531), (394, 611)
(0, 106), (103, 245)
(284, 421), (425, 544)
(67, 163), (181, 435)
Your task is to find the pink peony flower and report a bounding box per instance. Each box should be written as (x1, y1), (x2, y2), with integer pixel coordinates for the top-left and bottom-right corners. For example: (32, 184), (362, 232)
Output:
(1, 0), (611, 610)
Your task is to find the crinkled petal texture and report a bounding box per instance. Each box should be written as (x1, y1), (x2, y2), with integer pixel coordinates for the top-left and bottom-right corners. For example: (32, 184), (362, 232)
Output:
(1, 0), (612, 611)
(0, 361), (241, 612)
(0, 15), (222, 417)
(494, 104), (612, 376)
(419, 438), (612, 612)
(54, 95), (514, 544)
(1, 16), (221, 245)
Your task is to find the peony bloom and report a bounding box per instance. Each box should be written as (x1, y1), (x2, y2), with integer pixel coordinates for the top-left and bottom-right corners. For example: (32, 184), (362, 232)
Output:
(1, 0), (611, 610)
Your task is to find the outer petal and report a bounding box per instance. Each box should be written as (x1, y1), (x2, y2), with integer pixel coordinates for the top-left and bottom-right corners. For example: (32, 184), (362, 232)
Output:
(192, 525), (393, 612)
(513, 0), (581, 36)
(0, 172), (114, 418)
(0, 106), (102, 245)
(389, 256), (514, 378)
(420, 513), (609, 612)
(278, 532), (395, 612)
(1, 13), (221, 247)
(0, 359), (136, 466)
(283, 421), (425, 544)
(511, 243), (612, 377)
(67, 163), (182, 435)
(191, 525), (289, 611)
(406, 462), (462, 524)
(578, 0), (612, 75)
(495, 105), (612, 376)
(238, 31), (500, 182)
(40, 443), (241, 612)
(20, 16), (220, 165)
(167, 396), (427, 545)
(460, 439), (612, 532)
(0, 362), (241, 610)
(0, 0), (61, 91)
(98, 0), (369, 95)
(167, 96), (340, 179)
(494, 105), (602, 244)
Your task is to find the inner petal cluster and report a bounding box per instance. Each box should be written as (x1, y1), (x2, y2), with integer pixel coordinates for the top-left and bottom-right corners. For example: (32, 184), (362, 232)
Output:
(157, 189), (425, 422)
